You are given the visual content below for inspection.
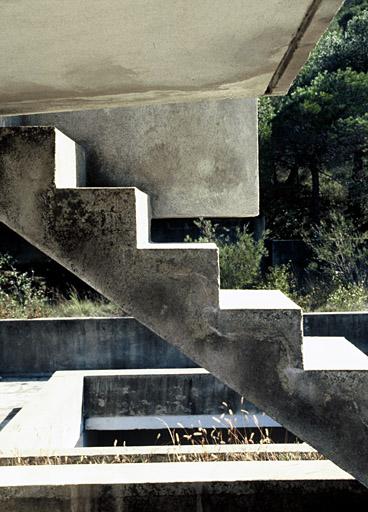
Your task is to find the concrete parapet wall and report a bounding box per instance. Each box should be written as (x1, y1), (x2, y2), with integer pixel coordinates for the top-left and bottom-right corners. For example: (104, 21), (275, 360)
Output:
(1, 313), (367, 377)
(0, 317), (196, 376)
(0, 116), (20, 128)
(304, 312), (368, 353)
(83, 369), (245, 418)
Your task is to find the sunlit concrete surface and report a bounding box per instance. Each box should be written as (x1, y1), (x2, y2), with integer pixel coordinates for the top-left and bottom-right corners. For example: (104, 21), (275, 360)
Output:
(0, 379), (47, 431)
(303, 337), (368, 370)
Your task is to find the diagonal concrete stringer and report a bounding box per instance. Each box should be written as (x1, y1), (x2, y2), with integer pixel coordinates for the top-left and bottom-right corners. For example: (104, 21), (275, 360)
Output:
(1, 126), (368, 486)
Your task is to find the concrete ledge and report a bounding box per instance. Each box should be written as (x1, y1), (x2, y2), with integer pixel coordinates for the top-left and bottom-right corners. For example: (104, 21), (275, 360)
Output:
(1, 461), (366, 512)
(0, 442), (317, 461)
(0, 373), (84, 451)
(0, 460), (354, 486)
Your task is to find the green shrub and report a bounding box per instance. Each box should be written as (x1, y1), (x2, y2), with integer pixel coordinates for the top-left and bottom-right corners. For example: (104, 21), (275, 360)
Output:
(186, 220), (300, 297)
(0, 254), (51, 318)
(0, 254), (121, 319)
(187, 218), (368, 313)
(186, 219), (268, 289)
(261, 263), (298, 298)
(302, 213), (368, 310)
(323, 282), (368, 312)
(306, 212), (368, 288)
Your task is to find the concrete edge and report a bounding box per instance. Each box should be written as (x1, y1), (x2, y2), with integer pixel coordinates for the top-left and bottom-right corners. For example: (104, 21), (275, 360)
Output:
(0, 373), (84, 451)
(0, 461), (353, 488)
(0, 442), (316, 460)
(1, 310), (366, 323)
(266, 0), (343, 95)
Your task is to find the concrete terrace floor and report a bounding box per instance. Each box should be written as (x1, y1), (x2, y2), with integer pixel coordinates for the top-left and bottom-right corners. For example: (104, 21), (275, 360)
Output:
(0, 377), (47, 431)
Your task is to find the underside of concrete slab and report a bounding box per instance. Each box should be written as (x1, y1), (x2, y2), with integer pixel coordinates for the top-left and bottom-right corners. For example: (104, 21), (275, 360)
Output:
(0, 0), (343, 115)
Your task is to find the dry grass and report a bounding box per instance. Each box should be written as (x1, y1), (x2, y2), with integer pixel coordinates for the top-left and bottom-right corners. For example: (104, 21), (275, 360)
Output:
(1, 448), (324, 466)
(1, 409), (324, 466)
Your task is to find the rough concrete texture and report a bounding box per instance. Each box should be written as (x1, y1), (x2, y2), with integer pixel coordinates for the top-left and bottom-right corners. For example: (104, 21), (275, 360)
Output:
(0, 1), (342, 115)
(1, 127), (368, 487)
(0, 461), (367, 512)
(20, 99), (258, 218)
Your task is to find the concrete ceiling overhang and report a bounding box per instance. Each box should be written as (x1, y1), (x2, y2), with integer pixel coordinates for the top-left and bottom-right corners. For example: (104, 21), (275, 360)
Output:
(0, 0), (342, 116)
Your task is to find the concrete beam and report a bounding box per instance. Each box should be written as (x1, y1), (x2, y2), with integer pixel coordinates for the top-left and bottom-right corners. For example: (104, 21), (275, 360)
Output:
(19, 99), (259, 218)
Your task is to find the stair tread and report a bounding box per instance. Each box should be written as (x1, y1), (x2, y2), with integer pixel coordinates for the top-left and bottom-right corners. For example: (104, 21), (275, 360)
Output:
(303, 337), (368, 370)
(219, 290), (300, 310)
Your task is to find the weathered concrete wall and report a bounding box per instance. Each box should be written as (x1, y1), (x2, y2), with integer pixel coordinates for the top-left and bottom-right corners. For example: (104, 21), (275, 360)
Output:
(0, 317), (196, 375)
(20, 99), (259, 218)
(0, 1), (342, 114)
(83, 369), (245, 418)
(304, 312), (368, 353)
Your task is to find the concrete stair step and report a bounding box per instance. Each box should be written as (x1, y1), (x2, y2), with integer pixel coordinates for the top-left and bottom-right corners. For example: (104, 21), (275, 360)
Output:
(303, 337), (368, 370)
(219, 290), (300, 310)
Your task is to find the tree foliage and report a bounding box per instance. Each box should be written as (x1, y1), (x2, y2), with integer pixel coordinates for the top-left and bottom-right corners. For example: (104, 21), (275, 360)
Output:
(259, 1), (368, 237)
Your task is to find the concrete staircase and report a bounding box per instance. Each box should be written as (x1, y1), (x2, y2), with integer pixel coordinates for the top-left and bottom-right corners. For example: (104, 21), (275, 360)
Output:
(1, 126), (368, 487)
